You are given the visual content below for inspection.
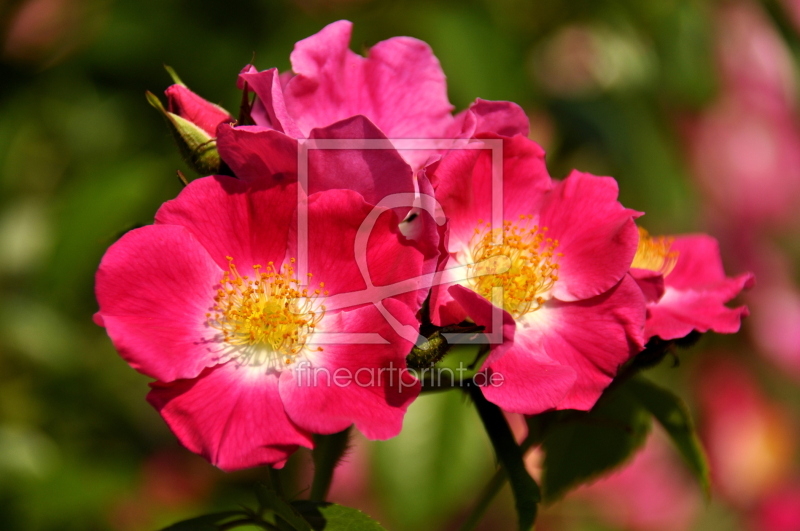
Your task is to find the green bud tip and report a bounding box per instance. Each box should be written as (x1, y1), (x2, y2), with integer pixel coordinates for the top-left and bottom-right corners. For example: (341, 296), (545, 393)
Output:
(163, 65), (186, 87)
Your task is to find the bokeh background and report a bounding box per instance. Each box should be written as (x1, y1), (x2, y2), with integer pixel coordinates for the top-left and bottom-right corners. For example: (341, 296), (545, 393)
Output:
(2, 0), (800, 529)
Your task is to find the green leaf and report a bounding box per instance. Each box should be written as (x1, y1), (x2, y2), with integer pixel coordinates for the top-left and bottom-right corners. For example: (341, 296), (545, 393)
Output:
(469, 385), (539, 530)
(255, 484), (312, 531)
(159, 511), (246, 530)
(627, 376), (711, 497)
(292, 502), (386, 531)
(541, 385), (652, 502)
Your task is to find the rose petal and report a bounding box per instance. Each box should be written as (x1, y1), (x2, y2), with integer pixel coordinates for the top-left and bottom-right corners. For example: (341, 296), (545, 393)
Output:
(155, 176), (296, 271)
(290, 189), (426, 311)
(433, 134), (552, 249)
(95, 224), (223, 382)
(646, 283), (752, 340)
(280, 300), (420, 439)
(631, 268), (666, 303)
(216, 124), (298, 183)
(525, 274), (646, 410)
(479, 332), (577, 415)
(148, 363), (312, 471)
(540, 171), (641, 302)
(307, 115), (414, 207)
(460, 99), (530, 138)
(165, 84), (233, 137)
(284, 20), (454, 169)
(238, 67), (303, 138)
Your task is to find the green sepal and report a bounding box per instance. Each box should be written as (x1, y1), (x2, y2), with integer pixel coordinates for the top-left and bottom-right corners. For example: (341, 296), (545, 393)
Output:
(146, 91), (221, 176)
(164, 64), (186, 86)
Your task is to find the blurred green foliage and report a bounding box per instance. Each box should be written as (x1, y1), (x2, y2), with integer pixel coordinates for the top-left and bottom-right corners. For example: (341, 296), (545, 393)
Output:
(0, 0), (795, 529)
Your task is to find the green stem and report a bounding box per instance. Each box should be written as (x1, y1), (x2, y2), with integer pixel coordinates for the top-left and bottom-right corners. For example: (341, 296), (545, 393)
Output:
(468, 384), (539, 531)
(459, 337), (685, 530)
(459, 409), (558, 531)
(309, 427), (351, 502)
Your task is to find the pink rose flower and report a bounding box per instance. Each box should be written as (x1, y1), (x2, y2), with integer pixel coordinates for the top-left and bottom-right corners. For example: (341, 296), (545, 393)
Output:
(95, 177), (426, 471)
(630, 229), (754, 341)
(206, 21), (540, 233)
(223, 20), (456, 172)
(429, 133), (645, 414)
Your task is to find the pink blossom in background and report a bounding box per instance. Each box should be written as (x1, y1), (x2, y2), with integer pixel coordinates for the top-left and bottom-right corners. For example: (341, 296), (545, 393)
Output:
(716, 2), (796, 114)
(751, 482), (800, 531)
(577, 429), (701, 531)
(3, 0), (72, 63)
(1, 0), (105, 65)
(686, 1), (800, 228)
(686, 95), (800, 227)
(630, 230), (753, 341)
(751, 280), (800, 377)
(741, 243), (800, 380)
(696, 357), (796, 507)
(430, 133), (645, 414)
(95, 177), (427, 471)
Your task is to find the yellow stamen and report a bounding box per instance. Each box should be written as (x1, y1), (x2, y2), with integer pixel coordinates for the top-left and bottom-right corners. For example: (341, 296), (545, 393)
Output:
(208, 257), (326, 368)
(632, 227), (679, 276)
(467, 218), (561, 319)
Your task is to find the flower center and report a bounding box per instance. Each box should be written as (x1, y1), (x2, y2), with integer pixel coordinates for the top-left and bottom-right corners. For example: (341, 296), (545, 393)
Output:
(208, 257), (327, 368)
(631, 227), (678, 275)
(467, 216), (561, 319)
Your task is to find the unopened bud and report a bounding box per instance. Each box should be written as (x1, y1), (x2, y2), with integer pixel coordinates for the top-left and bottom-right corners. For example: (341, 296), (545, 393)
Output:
(146, 91), (222, 176)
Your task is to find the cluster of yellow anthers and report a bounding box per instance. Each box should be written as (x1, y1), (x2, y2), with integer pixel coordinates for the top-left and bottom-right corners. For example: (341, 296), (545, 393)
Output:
(208, 257), (328, 366)
(631, 227), (679, 276)
(468, 215), (562, 320)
